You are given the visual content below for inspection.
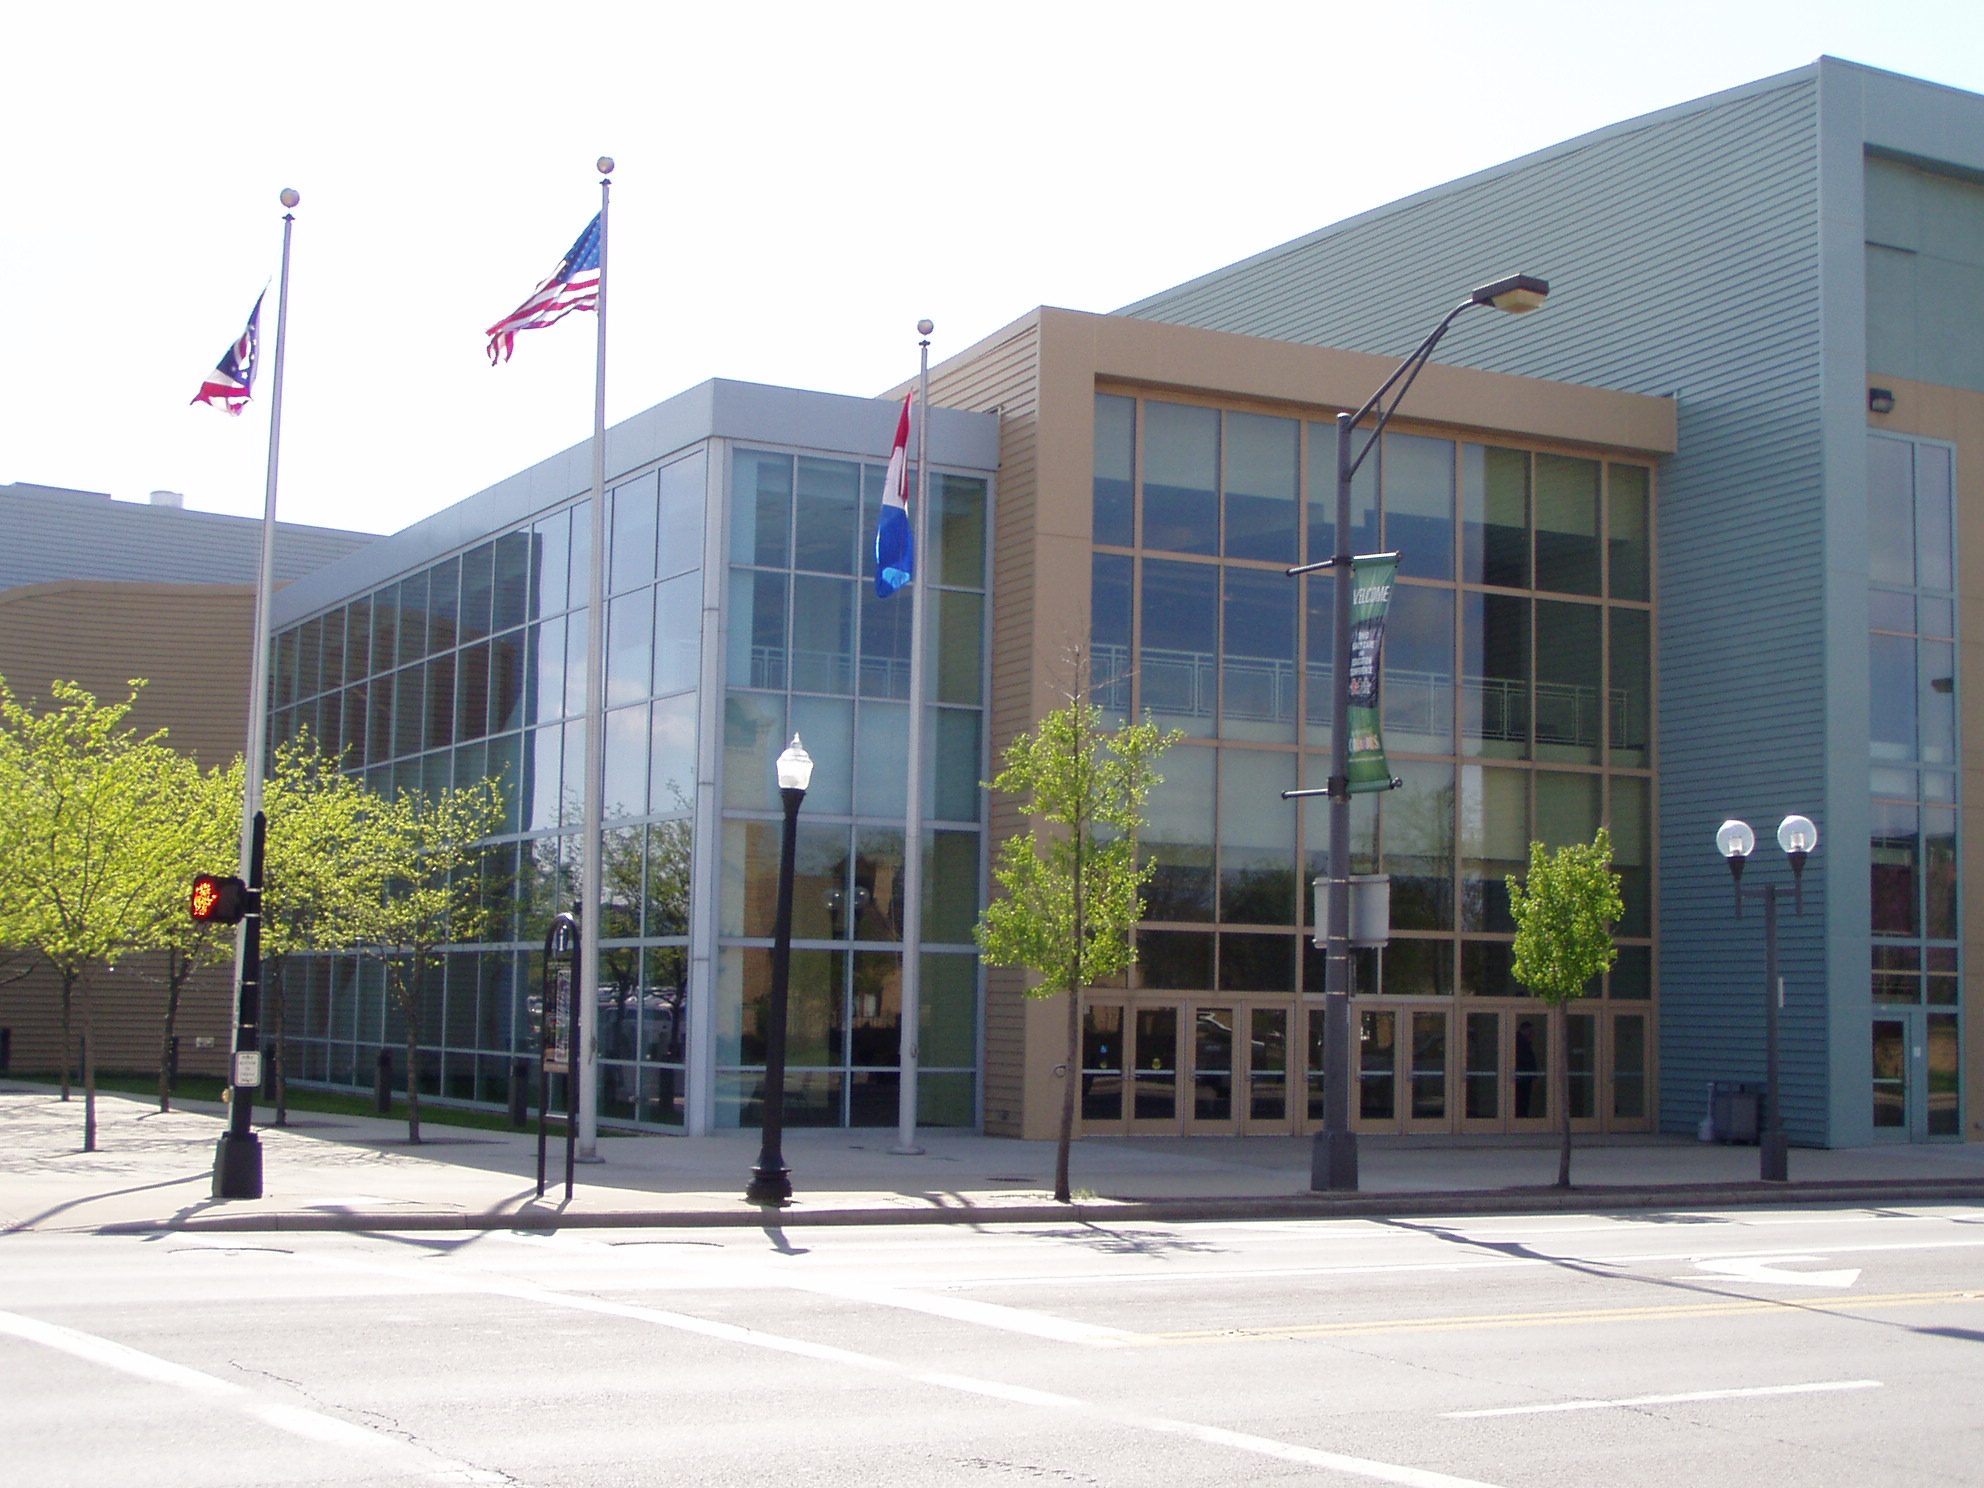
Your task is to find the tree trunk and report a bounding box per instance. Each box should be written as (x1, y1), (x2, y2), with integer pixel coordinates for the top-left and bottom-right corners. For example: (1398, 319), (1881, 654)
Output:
(1554, 1004), (1572, 1189)
(1055, 822), (1085, 1206)
(59, 975), (74, 1101)
(158, 949), (187, 1114)
(404, 991), (422, 1145)
(81, 978), (97, 1153)
(269, 962), (288, 1127)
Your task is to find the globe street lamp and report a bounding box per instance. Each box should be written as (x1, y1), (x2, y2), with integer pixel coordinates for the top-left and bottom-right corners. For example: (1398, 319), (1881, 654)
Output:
(1716, 814), (1818, 1182)
(746, 735), (814, 1206)
(1285, 274), (1550, 1192)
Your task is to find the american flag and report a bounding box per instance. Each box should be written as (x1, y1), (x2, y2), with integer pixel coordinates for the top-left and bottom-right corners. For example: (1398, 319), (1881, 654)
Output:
(190, 294), (262, 415)
(485, 213), (602, 364)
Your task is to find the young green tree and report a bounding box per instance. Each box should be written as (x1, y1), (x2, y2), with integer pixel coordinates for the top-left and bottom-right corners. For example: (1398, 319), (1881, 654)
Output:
(0, 679), (188, 1149)
(1508, 827), (1624, 1188)
(125, 753), (239, 1113)
(978, 693), (1178, 1204)
(256, 735), (397, 1125)
(346, 778), (506, 1143)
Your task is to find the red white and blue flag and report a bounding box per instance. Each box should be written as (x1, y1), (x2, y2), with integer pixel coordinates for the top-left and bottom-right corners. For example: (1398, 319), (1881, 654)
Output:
(874, 391), (914, 597)
(485, 213), (602, 364)
(190, 294), (262, 415)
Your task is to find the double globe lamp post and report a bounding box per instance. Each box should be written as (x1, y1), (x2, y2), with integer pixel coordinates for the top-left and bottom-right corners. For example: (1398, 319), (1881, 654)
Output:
(1285, 273), (1550, 1192)
(1715, 814), (1819, 1183)
(746, 735), (814, 1206)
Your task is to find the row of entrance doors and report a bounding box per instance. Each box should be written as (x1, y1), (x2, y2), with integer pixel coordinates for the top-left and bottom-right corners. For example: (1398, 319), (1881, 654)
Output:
(1079, 1000), (1653, 1135)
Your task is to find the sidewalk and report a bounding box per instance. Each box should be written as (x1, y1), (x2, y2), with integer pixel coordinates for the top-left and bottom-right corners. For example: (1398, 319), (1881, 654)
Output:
(5, 1083), (1983, 1236)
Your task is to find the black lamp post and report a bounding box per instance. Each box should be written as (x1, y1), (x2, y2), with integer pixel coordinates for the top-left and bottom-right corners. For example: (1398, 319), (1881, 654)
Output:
(747, 734), (813, 1206)
(1284, 274), (1550, 1192)
(1716, 814), (1818, 1182)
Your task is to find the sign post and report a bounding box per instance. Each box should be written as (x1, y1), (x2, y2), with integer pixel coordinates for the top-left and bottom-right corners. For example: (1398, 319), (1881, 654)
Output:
(538, 910), (581, 1201)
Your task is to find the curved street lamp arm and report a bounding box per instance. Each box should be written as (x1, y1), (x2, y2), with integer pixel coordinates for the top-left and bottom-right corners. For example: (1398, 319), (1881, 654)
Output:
(1343, 297), (1477, 481)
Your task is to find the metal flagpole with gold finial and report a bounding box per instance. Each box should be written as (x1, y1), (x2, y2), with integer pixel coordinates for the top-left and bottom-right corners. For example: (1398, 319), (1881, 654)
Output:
(892, 319), (935, 1156)
(576, 157), (614, 1164)
(213, 185), (301, 1202)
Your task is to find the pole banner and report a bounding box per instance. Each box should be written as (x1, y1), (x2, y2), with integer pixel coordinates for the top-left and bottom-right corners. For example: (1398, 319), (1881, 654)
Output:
(1346, 554), (1399, 794)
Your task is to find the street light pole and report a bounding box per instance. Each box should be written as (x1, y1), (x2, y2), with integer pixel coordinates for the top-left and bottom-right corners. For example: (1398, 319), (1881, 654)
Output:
(1286, 275), (1550, 1192)
(747, 735), (814, 1206)
(1717, 815), (1817, 1183)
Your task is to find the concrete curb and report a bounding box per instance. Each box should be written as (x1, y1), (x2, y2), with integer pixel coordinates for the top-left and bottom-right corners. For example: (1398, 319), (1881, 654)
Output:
(97, 1177), (1984, 1235)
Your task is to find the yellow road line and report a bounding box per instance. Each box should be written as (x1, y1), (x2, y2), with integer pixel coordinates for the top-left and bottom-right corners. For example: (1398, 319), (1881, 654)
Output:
(1106, 1290), (1984, 1347)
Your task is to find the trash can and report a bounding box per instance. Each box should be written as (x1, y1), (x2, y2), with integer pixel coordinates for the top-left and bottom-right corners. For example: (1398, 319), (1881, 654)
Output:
(1709, 1081), (1760, 1144)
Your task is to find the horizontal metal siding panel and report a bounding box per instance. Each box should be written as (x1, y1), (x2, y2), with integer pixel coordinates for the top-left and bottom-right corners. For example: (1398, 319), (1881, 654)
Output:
(926, 323), (1042, 1134)
(1127, 80), (1834, 1139)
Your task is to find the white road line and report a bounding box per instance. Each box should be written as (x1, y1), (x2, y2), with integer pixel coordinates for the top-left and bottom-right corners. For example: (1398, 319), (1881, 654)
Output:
(287, 1249), (1513, 1488)
(485, 1230), (1133, 1342)
(0, 1308), (512, 1483)
(1444, 1379), (1883, 1418)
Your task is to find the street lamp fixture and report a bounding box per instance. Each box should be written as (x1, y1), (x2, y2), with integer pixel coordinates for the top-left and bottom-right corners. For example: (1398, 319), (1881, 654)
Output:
(1716, 814), (1818, 1182)
(1285, 274), (1551, 1192)
(747, 735), (813, 1206)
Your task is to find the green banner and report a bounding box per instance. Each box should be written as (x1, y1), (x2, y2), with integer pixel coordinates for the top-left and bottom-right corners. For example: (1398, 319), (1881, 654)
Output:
(1345, 554), (1399, 794)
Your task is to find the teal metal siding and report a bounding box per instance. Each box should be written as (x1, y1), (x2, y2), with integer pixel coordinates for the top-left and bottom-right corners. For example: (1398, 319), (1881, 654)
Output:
(1123, 72), (1835, 1141)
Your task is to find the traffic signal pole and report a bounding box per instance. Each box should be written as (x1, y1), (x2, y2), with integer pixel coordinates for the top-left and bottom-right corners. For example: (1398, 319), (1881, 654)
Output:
(213, 811), (266, 1199)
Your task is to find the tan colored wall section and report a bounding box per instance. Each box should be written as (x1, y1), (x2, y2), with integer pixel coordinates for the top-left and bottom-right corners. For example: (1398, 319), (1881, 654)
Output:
(922, 308), (1677, 1139)
(0, 581), (256, 768)
(2, 953), (235, 1083)
(1869, 376), (1984, 1141)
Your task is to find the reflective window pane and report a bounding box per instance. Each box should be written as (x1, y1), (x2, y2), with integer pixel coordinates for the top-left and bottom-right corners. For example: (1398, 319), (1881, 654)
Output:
(649, 691), (697, 816)
(1462, 592), (1529, 759)
(1223, 411), (1298, 563)
(1308, 421), (1379, 566)
(532, 508), (572, 618)
(936, 590), (983, 705)
(1384, 433), (1454, 581)
(1221, 567), (1296, 743)
(610, 470), (659, 593)
(794, 457), (860, 575)
(1461, 765), (1529, 932)
(1141, 558), (1218, 738)
(859, 577), (912, 700)
(722, 692), (782, 811)
(657, 453), (707, 581)
(607, 590), (652, 707)
(1092, 553), (1133, 721)
(1143, 402), (1219, 555)
(1917, 443), (1953, 592)
(653, 572), (700, 699)
(732, 450), (792, 568)
(788, 695), (853, 814)
(1384, 583), (1454, 753)
(1218, 749), (1295, 924)
(1534, 600), (1602, 765)
(728, 569), (788, 691)
(1385, 760), (1454, 930)
(1094, 394), (1135, 547)
(1609, 774), (1651, 937)
(1609, 608), (1651, 767)
(1462, 444), (1530, 588)
(1870, 631), (1916, 761)
(934, 474), (988, 589)
(789, 575), (855, 694)
(1144, 745), (1216, 922)
(1533, 454), (1601, 595)
(1607, 464), (1651, 601)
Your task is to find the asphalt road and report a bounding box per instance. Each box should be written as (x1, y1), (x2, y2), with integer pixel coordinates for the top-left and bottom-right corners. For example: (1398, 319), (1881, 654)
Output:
(5, 1203), (1983, 1487)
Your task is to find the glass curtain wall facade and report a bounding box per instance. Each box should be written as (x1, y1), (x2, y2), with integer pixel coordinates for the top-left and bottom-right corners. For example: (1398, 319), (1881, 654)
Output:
(270, 451), (709, 1125)
(718, 449), (990, 1128)
(1085, 390), (1656, 1135)
(1868, 432), (1963, 1139)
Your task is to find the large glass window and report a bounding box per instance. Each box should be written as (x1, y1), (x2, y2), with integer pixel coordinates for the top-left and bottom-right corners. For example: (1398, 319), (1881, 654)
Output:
(1094, 394), (1135, 547)
(1224, 412), (1298, 564)
(1143, 402), (1219, 555)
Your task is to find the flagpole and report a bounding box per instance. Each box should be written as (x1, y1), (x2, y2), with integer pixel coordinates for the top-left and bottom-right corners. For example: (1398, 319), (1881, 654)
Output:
(213, 186), (299, 1202)
(893, 320), (935, 1156)
(577, 157), (614, 1164)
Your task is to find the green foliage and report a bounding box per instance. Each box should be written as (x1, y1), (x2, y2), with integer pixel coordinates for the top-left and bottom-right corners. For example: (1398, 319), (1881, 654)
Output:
(977, 701), (1180, 998)
(1507, 828), (1624, 1008)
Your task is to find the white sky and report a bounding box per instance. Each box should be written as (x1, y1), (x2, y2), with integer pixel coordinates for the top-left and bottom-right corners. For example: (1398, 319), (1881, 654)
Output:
(5, 1), (1981, 536)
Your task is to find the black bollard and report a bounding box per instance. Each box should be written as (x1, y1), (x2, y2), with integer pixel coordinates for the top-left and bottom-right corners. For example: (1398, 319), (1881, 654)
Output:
(373, 1048), (392, 1114)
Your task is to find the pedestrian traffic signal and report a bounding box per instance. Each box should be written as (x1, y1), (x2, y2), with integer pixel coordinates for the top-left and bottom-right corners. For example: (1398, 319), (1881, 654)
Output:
(190, 873), (248, 925)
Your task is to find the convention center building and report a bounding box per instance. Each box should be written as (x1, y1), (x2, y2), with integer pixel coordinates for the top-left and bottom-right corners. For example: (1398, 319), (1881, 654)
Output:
(269, 56), (1984, 1147)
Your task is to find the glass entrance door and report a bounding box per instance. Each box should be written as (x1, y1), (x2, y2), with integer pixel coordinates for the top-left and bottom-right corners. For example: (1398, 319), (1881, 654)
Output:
(1873, 1012), (1962, 1140)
